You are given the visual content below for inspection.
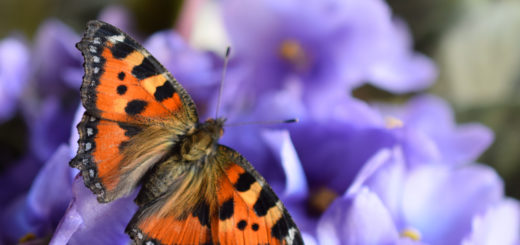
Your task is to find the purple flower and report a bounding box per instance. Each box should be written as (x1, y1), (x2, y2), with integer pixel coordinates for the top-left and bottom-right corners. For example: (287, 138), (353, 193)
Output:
(32, 19), (82, 94)
(0, 145), (73, 244)
(316, 147), (519, 245)
(462, 198), (520, 245)
(374, 95), (494, 166)
(216, 84), (497, 239)
(97, 5), (136, 37)
(50, 177), (136, 245)
(19, 19), (82, 163)
(222, 0), (436, 96)
(24, 97), (78, 162)
(0, 36), (30, 122)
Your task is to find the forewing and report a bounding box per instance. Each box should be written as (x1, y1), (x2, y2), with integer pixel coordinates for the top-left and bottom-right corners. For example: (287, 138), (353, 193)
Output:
(75, 20), (198, 123)
(70, 20), (198, 202)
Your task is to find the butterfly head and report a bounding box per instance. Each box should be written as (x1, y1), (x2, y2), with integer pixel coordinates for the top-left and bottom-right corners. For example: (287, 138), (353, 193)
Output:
(180, 118), (226, 161)
(201, 117), (226, 139)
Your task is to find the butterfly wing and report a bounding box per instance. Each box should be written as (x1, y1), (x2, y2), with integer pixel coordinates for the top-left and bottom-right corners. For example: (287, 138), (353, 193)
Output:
(70, 20), (198, 202)
(213, 145), (303, 244)
(126, 145), (303, 245)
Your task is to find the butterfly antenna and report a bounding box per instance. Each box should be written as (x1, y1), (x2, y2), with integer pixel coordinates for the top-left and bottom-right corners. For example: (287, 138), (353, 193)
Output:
(215, 46), (231, 119)
(225, 118), (299, 127)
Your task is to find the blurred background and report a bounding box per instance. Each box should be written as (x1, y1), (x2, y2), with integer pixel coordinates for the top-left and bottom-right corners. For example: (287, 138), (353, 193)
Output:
(1, 0), (519, 199)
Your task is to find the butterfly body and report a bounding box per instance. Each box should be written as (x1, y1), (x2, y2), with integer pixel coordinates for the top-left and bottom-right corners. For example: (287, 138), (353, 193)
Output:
(71, 20), (303, 245)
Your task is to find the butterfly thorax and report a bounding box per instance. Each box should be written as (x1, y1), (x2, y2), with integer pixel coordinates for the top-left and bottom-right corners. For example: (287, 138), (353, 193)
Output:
(180, 118), (225, 161)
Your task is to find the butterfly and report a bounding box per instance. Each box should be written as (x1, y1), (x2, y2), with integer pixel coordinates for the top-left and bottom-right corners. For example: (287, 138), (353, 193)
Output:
(70, 20), (304, 245)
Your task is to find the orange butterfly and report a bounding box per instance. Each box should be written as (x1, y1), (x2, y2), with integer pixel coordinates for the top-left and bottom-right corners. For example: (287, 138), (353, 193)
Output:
(70, 20), (303, 245)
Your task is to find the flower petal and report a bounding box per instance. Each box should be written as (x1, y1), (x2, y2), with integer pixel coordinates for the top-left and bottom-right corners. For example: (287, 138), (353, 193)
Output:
(51, 177), (136, 245)
(0, 36), (30, 122)
(317, 187), (399, 245)
(402, 164), (504, 244)
(462, 198), (520, 245)
(261, 129), (308, 198)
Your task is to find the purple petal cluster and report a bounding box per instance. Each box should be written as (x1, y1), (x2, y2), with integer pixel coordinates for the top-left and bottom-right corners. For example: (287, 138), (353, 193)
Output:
(222, 0), (436, 97)
(0, 0), (517, 244)
(316, 147), (519, 244)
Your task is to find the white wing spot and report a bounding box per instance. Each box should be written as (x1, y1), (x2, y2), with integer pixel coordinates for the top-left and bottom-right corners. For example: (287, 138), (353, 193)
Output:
(94, 67), (100, 74)
(89, 116), (96, 122)
(145, 241), (155, 245)
(286, 227), (298, 245)
(89, 169), (95, 177)
(82, 158), (88, 165)
(87, 128), (93, 136)
(89, 45), (97, 53)
(93, 56), (100, 63)
(109, 34), (125, 43)
(95, 182), (102, 189)
(93, 37), (101, 45)
(137, 232), (143, 240)
(85, 142), (92, 151)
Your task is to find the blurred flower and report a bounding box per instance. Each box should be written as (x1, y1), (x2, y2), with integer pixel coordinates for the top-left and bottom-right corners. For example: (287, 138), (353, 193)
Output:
(50, 177), (136, 245)
(21, 19), (82, 163)
(0, 36), (30, 122)
(0, 145), (73, 244)
(25, 97), (77, 163)
(222, 0), (436, 98)
(217, 88), (496, 239)
(32, 19), (82, 94)
(374, 95), (494, 166)
(98, 5), (136, 37)
(316, 147), (519, 245)
(462, 198), (520, 245)
(0, 156), (40, 210)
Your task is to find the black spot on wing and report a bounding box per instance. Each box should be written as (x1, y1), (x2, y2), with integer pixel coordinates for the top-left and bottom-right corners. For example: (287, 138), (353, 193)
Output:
(117, 85), (127, 95)
(154, 81), (175, 102)
(237, 220), (247, 230)
(253, 187), (278, 216)
(234, 172), (256, 192)
(118, 71), (125, 80)
(132, 57), (160, 80)
(219, 198), (234, 220)
(252, 223), (259, 231)
(110, 41), (134, 59)
(271, 210), (304, 244)
(117, 122), (141, 137)
(192, 201), (211, 227)
(271, 211), (291, 240)
(125, 100), (147, 115)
